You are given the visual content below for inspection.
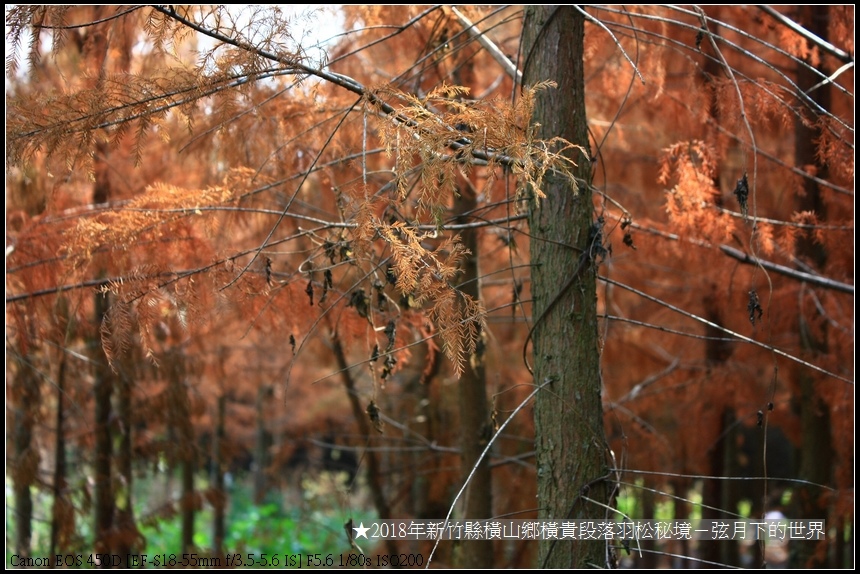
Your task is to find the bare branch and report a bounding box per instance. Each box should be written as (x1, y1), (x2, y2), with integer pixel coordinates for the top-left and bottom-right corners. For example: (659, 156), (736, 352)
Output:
(577, 6), (645, 85)
(427, 377), (552, 567)
(758, 6), (854, 65)
(602, 277), (854, 385)
(449, 7), (522, 84)
(720, 245), (854, 295)
(29, 6), (143, 29)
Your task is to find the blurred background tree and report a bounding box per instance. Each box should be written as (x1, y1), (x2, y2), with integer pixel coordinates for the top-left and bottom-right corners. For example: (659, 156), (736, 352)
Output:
(6, 5), (853, 568)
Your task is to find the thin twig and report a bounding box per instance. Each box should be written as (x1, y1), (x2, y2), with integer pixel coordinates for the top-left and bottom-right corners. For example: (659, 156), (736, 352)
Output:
(602, 277), (853, 385)
(426, 378), (552, 568)
(575, 6), (646, 85)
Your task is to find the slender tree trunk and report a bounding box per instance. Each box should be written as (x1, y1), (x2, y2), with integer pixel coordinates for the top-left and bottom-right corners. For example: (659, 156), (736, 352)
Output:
(448, 49), (494, 568)
(12, 354), (39, 558)
(832, 518), (846, 567)
(212, 392), (227, 556)
(169, 353), (197, 554)
(790, 5), (833, 569)
(402, 339), (442, 519)
(93, 290), (115, 562)
(721, 410), (742, 567)
(331, 331), (399, 557)
(700, 408), (742, 567)
(453, 183), (494, 568)
(50, 354), (68, 565)
(181, 454), (195, 554)
(407, 350), (435, 518)
(87, 11), (116, 555)
(254, 385), (271, 503)
(93, 140), (116, 559)
(162, 345), (196, 553)
(114, 358), (137, 565)
(522, 6), (614, 568)
(671, 479), (694, 568)
(639, 486), (657, 568)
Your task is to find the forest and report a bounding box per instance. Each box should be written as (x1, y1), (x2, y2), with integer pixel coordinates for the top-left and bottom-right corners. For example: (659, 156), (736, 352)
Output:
(5, 5), (854, 569)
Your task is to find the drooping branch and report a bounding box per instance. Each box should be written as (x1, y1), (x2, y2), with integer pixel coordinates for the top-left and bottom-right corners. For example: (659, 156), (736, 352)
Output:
(5, 224), (326, 304)
(149, 5), (539, 172)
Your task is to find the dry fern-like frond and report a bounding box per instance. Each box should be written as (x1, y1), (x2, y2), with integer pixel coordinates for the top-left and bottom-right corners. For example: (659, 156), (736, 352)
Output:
(430, 236), (469, 282)
(378, 221), (431, 296)
(99, 265), (165, 371)
(372, 80), (585, 217)
(792, 210), (825, 246)
(428, 288), (486, 378)
(815, 115), (854, 184)
(660, 140), (729, 239)
(100, 296), (135, 370)
(755, 221), (776, 256)
(362, 81), (586, 375)
(62, 173), (239, 271)
(375, 216), (484, 375)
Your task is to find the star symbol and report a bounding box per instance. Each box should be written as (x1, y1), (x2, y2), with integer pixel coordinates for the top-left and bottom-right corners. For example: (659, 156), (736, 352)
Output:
(353, 522), (370, 539)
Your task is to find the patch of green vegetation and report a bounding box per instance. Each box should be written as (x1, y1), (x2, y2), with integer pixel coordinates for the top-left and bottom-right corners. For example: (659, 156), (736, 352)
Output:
(7, 470), (376, 567)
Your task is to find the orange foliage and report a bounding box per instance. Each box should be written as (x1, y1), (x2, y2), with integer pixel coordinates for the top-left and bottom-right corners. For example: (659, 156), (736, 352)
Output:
(5, 5), (852, 568)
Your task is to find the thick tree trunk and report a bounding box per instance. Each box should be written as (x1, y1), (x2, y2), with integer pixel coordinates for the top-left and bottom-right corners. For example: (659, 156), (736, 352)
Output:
(522, 6), (614, 568)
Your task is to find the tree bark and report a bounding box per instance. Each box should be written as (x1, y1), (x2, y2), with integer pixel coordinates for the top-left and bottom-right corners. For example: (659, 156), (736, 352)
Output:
(92, 141), (115, 561)
(522, 6), (614, 568)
